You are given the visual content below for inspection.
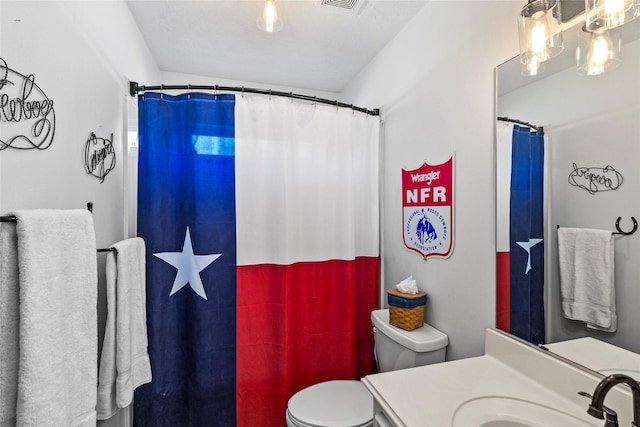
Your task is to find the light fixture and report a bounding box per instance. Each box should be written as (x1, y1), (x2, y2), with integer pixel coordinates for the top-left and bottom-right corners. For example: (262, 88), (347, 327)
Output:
(585, 0), (637, 31)
(576, 26), (622, 75)
(257, 0), (283, 33)
(517, 0), (637, 77)
(518, 0), (564, 67)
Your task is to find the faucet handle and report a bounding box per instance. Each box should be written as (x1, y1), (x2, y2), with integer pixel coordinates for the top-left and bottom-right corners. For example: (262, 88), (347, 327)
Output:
(580, 391), (605, 419)
(579, 391), (619, 426)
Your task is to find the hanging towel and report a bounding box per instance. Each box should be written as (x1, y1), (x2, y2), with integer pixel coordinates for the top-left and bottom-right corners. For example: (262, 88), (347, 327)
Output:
(97, 238), (152, 420)
(558, 227), (616, 332)
(0, 223), (18, 425)
(13, 210), (98, 427)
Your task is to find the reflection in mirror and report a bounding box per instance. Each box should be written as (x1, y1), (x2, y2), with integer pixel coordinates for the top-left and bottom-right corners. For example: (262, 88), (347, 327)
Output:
(546, 337), (640, 381)
(495, 17), (640, 360)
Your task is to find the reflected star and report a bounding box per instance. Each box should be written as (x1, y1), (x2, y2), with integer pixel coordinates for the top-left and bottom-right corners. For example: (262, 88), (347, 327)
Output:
(516, 238), (543, 274)
(154, 227), (221, 300)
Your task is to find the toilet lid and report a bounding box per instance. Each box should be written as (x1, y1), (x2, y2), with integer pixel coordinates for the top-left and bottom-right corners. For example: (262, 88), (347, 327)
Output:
(288, 380), (373, 427)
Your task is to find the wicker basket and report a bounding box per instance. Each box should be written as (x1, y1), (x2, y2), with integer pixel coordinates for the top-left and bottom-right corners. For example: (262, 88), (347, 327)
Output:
(387, 289), (427, 331)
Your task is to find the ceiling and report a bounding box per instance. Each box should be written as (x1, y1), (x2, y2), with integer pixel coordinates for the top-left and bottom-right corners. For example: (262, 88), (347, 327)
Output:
(125, 0), (428, 93)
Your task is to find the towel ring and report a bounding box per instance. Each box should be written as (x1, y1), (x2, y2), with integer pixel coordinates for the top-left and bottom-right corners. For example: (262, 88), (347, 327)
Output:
(614, 216), (637, 235)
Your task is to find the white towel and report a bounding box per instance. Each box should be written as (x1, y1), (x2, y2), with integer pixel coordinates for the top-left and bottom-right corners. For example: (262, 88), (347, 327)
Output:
(0, 223), (19, 425)
(13, 210), (98, 427)
(97, 238), (152, 420)
(558, 227), (616, 332)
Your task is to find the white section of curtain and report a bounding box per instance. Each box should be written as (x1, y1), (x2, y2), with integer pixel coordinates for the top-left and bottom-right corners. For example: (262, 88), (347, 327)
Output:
(496, 121), (513, 253)
(235, 95), (381, 266)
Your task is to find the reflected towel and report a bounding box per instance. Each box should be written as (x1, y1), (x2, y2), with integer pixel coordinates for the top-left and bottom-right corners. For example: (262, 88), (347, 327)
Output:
(14, 210), (98, 427)
(558, 227), (616, 332)
(97, 238), (152, 420)
(0, 223), (18, 424)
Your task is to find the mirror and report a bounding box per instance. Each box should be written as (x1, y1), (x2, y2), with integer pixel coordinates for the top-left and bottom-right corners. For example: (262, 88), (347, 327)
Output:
(495, 16), (640, 363)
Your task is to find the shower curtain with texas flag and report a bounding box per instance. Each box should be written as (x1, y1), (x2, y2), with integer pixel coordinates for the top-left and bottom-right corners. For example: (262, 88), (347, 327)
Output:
(133, 92), (380, 426)
(496, 122), (545, 345)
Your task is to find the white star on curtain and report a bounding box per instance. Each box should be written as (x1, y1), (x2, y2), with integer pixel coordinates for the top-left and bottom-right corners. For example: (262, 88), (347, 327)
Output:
(154, 227), (221, 300)
(516, 238), (543, 274)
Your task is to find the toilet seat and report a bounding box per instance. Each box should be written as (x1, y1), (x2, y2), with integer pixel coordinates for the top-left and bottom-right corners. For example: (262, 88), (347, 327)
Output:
(286, 380), (373, 427)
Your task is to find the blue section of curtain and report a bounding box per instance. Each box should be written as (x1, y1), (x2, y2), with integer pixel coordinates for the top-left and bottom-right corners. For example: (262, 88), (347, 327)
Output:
(509, 125), (545, 345)
(134, 92), (237, 427)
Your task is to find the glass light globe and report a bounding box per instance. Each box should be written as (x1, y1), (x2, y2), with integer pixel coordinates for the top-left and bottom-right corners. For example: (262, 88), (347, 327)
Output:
(518, 0), (564, 65)
(576, 27), (622, 76)
(585, 0), (637, 31)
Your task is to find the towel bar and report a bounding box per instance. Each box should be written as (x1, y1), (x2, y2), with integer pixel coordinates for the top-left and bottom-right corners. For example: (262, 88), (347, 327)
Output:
(556, 216), (637, 236)
(97, 247), (119, 255)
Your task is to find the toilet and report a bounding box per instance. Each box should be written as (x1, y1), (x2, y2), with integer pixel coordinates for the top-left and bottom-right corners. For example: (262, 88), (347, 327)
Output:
(285, 308), (449, 427)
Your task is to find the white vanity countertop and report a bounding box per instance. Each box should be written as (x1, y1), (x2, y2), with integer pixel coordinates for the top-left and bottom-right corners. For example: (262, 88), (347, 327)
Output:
(362, 329), (634, 427)
(363, 355), (582, 426)
(546, 337), (640, 379)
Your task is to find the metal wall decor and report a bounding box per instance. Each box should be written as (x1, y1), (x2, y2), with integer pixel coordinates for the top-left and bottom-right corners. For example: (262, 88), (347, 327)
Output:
(0, 57), (56, 150)
(83, 132), (116, 183)
(568, 163), (623, 194)
(613, 216), (637, 235)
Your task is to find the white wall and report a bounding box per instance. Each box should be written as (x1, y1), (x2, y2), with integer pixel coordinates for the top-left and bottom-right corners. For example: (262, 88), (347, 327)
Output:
(341, 1), (523, 360)
(0, 1), (158, 425)
(0, 0), (157, 247)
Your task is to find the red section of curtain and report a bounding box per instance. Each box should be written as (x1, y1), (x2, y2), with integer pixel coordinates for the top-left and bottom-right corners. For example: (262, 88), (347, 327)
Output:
(496, 252), (510, 332)
(236, 256), (379, 426)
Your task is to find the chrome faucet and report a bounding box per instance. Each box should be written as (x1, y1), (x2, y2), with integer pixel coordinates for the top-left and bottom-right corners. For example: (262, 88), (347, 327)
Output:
(585, 374), (640, 427)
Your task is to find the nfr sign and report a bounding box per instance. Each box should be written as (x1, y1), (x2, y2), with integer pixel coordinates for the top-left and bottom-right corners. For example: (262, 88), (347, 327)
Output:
(402, 156), (454, 260)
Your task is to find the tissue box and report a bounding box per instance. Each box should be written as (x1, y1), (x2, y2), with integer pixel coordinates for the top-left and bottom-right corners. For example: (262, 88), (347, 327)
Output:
(387, 289), (427, 331)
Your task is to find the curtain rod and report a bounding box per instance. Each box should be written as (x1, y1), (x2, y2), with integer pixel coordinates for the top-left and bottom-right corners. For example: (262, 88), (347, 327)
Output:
(129, 81), (380, 117)
(497, 116), (543, 133)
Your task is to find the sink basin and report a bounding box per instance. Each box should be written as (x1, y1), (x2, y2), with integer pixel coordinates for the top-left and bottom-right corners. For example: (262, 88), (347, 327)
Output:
(451, 396), (599, 427)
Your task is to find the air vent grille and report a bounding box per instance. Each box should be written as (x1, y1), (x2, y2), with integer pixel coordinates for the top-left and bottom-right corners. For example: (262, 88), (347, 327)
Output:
(320, 0), (368, 14)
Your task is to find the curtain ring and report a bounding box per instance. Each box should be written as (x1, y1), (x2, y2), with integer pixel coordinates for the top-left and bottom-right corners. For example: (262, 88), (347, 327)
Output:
(187, 84), (191, 98)
(161, 84), (165, 99)
(289, 92), (293, 103)
(241, 86), (245, 98)
(269, 89), (272, 100)
(313, 96), (317, 107)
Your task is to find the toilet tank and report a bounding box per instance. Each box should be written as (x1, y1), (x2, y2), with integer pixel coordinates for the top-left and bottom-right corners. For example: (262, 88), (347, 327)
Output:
(371, 309), (448, 372)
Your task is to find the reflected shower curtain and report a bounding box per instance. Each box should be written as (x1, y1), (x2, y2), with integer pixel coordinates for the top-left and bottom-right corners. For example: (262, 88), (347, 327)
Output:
(134, 92), (380, 426)
(496, 122), (545, 345)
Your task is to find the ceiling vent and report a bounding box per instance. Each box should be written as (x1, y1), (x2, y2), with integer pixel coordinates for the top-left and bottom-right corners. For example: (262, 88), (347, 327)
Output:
(319, 0), (368, 15)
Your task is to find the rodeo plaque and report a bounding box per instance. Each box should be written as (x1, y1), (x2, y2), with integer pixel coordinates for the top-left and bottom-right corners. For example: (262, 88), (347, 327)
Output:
(402, 156), (454, 260)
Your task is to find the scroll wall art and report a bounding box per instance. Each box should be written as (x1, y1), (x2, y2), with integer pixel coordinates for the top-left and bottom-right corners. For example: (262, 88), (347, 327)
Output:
(83, 132), (116, 183)
(402, 155), (455, 260)
(568, 163), (623, 194)
(0, 57), (55, 150)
